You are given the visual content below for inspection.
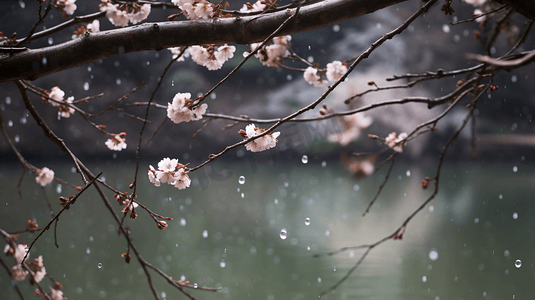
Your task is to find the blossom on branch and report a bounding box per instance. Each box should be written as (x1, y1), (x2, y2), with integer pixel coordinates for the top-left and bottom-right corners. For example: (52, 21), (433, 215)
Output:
(167, 92), (208, 123)
(50, 287), (66, 300)
(105, 133), (127, 151)
(240, 0), (266, 13)
(30, 255), (46, 284)
(87, 20), (100, 33)
(58, 96), (75, 118)
(56, 0), (77, 16)
(168, 47), (187, 61)
(12, 265), (28, 281)
(148, 158), (191, 190)
(326, 60), (348, 83)
(239, 124), (280, 152)
(172, 0), (214, 20)
(187, 45), (236, 70)
(385, 132), (408, 153)
(47, 86), (65, 107)
(35, 167), (54, 187)
(100, 1), (151, 27)
(304, 67), (325, 87)
(244, 36), (292, 67)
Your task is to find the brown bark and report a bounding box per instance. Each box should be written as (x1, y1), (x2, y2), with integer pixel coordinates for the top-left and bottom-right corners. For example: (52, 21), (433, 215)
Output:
(0, 0), (407, 82)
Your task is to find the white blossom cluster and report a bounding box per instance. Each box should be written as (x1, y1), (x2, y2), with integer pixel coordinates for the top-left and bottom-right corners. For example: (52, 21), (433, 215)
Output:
(148, 158), (191, 190)
(191, 45), (236, 70)
(46, 86), (75, 118)
(167, 45), (236, 70)
(172, 0), (214, 20)
(35, 167), (54, 187)
(245, 35), (292, 67)
(4, 243), (47, 285)
(100, 1), (151, 27)
(385, 132), (408, 153)
(304, 60), (348, 87)
(56, 0), (77, 15)
(240, 0), (266, 13)
(4, 244), (30, 281)
(167, 92), (208, 124)
(239, 124), (280, 152)
(105, 133), (127, 151)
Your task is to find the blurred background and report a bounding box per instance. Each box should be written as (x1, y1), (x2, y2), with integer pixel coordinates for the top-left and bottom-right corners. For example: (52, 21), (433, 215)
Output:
(1, 0), (534, 299)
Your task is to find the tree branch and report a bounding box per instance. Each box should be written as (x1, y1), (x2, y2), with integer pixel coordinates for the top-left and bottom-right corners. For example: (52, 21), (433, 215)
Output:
(0, 0), (407, 82)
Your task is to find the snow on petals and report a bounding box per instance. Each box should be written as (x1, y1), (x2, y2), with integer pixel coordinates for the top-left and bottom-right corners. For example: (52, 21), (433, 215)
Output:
(148, 158), (191, 190)
(304, 67), (325, 87)
(35, 167), (54, 187)
(167, 92), (208, 124)
(385, 132), (408, 153)
(105, 133), (127, 151)
(326, 60), (347, 82)
(239, 124), (280, 152)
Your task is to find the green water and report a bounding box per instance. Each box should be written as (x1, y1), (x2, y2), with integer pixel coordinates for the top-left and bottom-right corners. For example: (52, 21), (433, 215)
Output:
(0, 160), (534, 300)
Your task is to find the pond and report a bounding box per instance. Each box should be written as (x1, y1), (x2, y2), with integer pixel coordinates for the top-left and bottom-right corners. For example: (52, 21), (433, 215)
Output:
(0, 159), (533, 300)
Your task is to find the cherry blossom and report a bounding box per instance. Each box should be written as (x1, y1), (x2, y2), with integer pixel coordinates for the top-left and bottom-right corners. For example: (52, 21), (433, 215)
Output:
(128, 4), (151, 24)
(12, 264), (28, 281)
(167, 92), (208, 124)
(148, 158), (191, 190)
(239, 124), (280, 152)
(304, 67), (325, 87)
(189, 46), (210, 65)
(50, 287), (65, 300)
(215, 45), (236, 62)
(105, 133), (127, 151)
(148, 165), (161, 187)
(326, 60), (347, 82)
(173, 168), (191, 190)
(244, 36), (292, 67)
(58, 96), (75, 118)
(35, 167), (54, 187)
(48, 86), (65, 107)
(385, 132), (408, 153)
(87, 20), (100, 33)
(240, 0), (266, 13)
(172, 0), (214, 20)
(157, 157), (179, 184)
(100, 1), (151, 27)
(167, 47), (187, 61)
(32, 256), (46, 283)
(56, 0), (77, 15)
